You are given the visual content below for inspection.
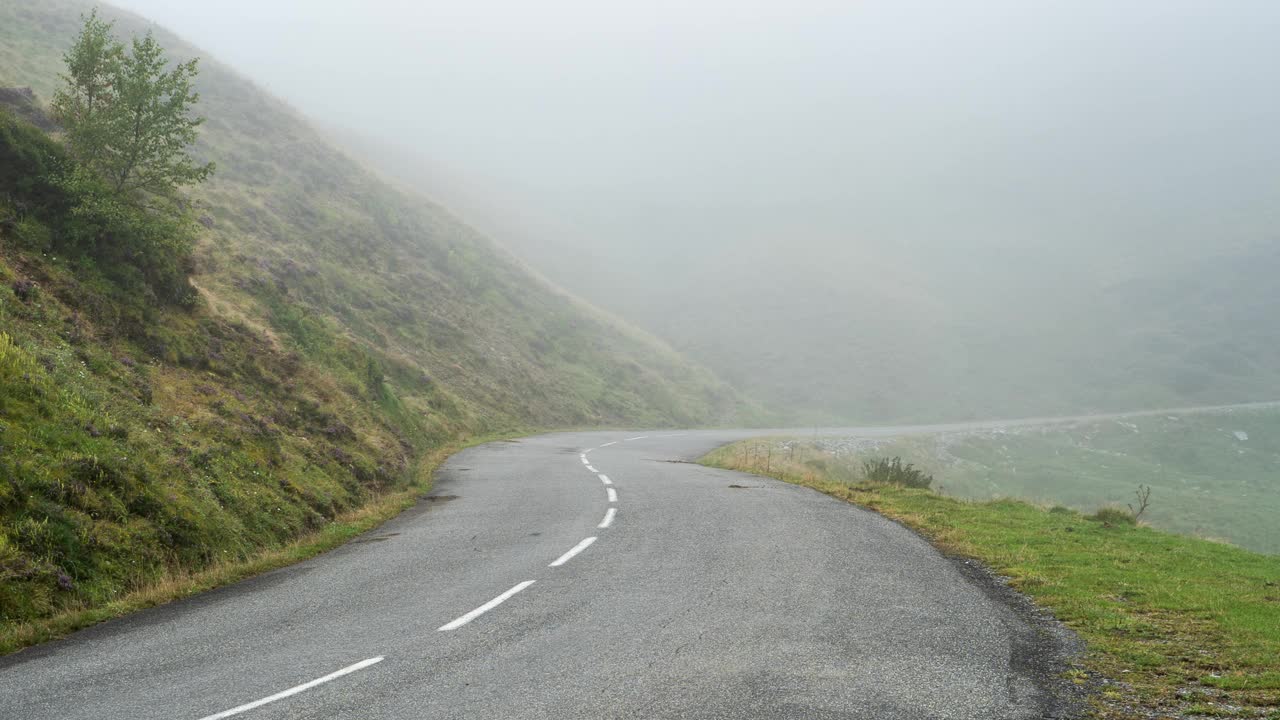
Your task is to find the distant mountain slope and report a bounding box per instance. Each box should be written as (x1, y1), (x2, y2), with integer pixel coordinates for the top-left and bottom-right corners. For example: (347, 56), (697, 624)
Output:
(0, 0), (755, 634)
(470, 174), (1280, 424)
(678, 240), (1280, 423)
(315, 46), (1280, 425)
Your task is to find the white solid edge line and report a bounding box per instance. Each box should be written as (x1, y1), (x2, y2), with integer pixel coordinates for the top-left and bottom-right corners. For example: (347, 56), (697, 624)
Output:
(598, 474), (611, 485)
(598, 508), (616, 528)
(601, 441), (617, 447)
(606, 487), (618, 503)
(626, 435), (648, 441)
(196, 657), (384, 720)
(585, 465), (597, 473)
(548, 536), (597, 567)
(438, 580), (536, 631)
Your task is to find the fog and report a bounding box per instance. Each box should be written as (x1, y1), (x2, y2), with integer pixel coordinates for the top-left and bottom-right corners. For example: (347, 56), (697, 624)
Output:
(113, 0), (1280, 422)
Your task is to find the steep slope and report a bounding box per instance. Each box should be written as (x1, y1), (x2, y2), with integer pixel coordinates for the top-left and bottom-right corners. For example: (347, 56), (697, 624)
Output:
(0, 0), (753, 634)
(1, 0), (749, 431)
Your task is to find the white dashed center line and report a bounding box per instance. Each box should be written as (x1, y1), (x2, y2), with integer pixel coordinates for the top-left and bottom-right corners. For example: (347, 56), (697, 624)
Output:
(598, 508), (616, 528)
(626, 435), (648, 441)
(598, 474), (611, 485)
(196, 657), (384, 720)
(585, 465), (597, 473)
(600, 441), (617, 447)
(549, 537), (597, 567)
(606, 487), (618, 503)
(438, 581), (536, 631)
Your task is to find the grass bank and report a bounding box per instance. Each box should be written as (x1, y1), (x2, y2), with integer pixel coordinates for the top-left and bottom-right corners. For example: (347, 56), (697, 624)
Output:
(0, 432), (511, 655)
(703, 439), (1280, 720)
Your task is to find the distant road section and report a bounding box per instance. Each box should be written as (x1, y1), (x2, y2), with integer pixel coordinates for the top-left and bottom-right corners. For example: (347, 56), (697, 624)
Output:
(0, 426), (1101, 719)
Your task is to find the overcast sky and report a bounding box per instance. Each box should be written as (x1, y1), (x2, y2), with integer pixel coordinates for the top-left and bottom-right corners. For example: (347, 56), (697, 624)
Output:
(110, 0), (1280, 276)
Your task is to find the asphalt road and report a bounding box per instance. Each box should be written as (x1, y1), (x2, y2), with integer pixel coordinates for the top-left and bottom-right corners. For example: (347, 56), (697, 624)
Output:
(0, 429), (1080, 719)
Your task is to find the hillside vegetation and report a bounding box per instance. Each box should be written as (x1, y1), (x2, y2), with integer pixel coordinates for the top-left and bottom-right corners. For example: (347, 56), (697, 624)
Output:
(0, 0), (753, 644)
(705, 440), (1280, 719)
(806, 407), (1280, 554)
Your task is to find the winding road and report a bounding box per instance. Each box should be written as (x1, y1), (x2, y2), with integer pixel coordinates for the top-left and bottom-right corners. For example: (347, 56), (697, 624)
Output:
(0, 429), (1080, 719)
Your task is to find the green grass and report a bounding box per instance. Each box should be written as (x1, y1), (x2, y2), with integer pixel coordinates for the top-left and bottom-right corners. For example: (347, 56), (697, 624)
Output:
(813, 408), (1280, 554)
(0, 433), (509, 654)
(704, 440), (1280, 719)
(0, 236), (433, 629)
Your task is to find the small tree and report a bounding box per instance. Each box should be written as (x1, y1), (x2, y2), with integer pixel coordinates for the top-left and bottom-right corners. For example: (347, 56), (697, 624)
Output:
(47, 11), (214, 304)
(1128, 484), (1152, 522)
(52, 10), (213, 212)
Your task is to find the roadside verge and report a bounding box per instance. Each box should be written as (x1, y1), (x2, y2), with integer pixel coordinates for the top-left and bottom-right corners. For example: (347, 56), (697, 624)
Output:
(701, 438), (1280, 720)
(0, 432), (521, 656)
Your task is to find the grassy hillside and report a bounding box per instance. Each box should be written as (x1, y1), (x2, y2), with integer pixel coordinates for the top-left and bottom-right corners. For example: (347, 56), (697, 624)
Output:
(0, 0), (750, 430)
(807, 406), (1280, 554)
(0, 0), (754, 643)
(705, 440), (1280, 719)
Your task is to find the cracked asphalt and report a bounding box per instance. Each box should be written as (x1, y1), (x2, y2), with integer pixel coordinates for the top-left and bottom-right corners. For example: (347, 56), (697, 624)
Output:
(0, 430), (1081, 719)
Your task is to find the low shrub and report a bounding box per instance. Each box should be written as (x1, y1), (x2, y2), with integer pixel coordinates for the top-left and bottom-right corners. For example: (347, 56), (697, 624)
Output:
(862, 456), (933, 489)
(1090, 505), (1137, 526)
